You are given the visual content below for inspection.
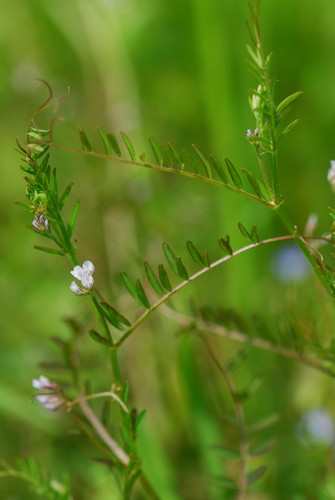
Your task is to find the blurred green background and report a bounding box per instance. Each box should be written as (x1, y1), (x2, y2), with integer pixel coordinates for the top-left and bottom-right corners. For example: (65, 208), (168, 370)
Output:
(2, 0), (335, 498)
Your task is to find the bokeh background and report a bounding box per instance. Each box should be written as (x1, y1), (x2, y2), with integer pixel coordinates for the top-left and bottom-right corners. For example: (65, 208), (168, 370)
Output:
(2, 0), (335, 498)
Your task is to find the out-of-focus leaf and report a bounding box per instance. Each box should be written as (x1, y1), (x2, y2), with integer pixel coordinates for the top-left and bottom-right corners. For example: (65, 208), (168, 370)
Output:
(89, 329), (113, 347)
(67, 200), (80, 237)
(33, 246), (64, 256)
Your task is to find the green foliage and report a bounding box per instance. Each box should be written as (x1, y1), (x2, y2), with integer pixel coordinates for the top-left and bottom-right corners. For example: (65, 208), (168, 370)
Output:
(7, 1), (335, 499)
(0, 459), (72, 500)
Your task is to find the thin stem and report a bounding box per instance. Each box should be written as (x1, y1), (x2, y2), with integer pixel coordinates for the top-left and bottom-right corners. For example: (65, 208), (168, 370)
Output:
(47, 142), (276, 208)
(116, 234), (330, 347)
(68, 391), (129, 413)
(79, 398), (130, 466)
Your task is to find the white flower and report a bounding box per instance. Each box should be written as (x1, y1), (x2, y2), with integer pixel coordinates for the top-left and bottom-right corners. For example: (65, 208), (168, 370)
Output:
(70, 281), (88, 296)
(32, 375), (57, 391)
(327, 160), (335, 191)
(70, 260), (95, 295)
(32, 375), (64, 411)
(35, 394), (64, 410)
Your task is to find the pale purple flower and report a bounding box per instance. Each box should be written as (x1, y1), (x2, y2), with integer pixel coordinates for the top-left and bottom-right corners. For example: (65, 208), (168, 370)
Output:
(246, 128), (259, 138)
(32, 375), (64, 411)
(35, 394), (64, 410)
(70, 260), (95, 295)
(32, 375), (57, 391)
(327, 160), (335, 192)
(32, 214), (50, 232)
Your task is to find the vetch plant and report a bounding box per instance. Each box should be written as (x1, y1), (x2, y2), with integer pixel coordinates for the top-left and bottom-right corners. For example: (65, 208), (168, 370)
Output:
(3, 2), (335, 499)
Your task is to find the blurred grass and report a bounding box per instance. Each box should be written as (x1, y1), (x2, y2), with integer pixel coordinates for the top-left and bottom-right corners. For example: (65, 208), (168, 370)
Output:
(2, 0), (335, 498)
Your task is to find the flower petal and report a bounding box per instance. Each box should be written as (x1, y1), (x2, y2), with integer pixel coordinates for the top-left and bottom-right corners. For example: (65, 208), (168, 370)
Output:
(81, 273), (94, 290)
(70, 281), (88, 295)
(70, 266), (83, 281)
(82, 260), (95, 275)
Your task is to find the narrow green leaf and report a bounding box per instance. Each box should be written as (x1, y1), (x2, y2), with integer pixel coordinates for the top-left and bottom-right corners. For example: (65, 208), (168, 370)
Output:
(238, 222), (253, 242)
(27, 143), (44, 153)
(33, 246), (64, 256)
(67, 200), (80, 238)
(276, 91), (303, 114)
(158, 264), (172, 291)
(134, 409), (147, 433)
(209, 154), (229, 183)
(135, 279), (150, 309)
(225, 157), (243, 188)
(250, 225), (260, 243)
(144, 262), (164, 294)
(29, 127), (50, 137)
(247, 465), (267, 485)
(108, 133), (122, 157)
(120, 272), (138, 301)
(218, 238), (233, 256)
(247, 414), (279, 434)
(100, 302), (131, 330)
(89, 329), (113, 347)
(59, 183), (74, 210)
(162, 242), (179, 275)
(79, 128), (92, 151)
(168, 143), (184, 169)
(120, 132), (136, 161)
(241, 168), (263, 198)
(250, 439), (276, 457)
(209, 445), (240, 459)
(209, 476), (237, 490)
(192, 145), (212, 179)
(149, 137), (164, 166)
(20, 164), (36, 175)
(98, 128), (111, 156)
(282, 118), (300, 136)
(121, 382), (129, 403)
(176, 256), (189, 280)
(27, 130), (42, 141)
(246, 43), (262, 67)
(186, 240), (204, 266)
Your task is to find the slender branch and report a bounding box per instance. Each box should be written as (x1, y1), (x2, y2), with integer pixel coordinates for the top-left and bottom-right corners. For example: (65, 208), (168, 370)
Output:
(68, 391), (129, 413)
(79, 399), (129, 466)
(47, 142), (277, 208)
(116, 234), (332, 347)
